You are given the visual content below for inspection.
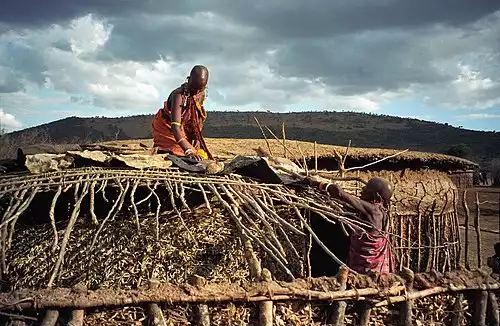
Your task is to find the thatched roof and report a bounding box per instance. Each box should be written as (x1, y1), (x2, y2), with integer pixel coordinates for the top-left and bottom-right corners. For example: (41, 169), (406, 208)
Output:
(95, 138), (478, 172)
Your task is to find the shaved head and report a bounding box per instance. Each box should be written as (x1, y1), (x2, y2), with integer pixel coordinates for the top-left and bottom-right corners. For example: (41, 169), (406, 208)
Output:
(188, 65), (209, 93)
(361, 177), (393, 203)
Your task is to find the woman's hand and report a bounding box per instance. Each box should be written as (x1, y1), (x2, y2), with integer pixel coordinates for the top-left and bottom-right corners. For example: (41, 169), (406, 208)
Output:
(184, 148), (202, 161)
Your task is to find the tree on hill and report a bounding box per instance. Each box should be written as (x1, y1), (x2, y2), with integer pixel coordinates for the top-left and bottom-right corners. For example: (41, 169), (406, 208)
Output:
(442, 143), (471, 159)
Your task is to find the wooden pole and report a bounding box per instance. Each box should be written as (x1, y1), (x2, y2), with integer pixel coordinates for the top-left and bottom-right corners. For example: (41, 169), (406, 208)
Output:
(314, 141), (318, 173)
(451, 293), (464, 326)
(330, 266), (348, 325)
(398, 267), (414, 326)
(475, 192), (482, 268)
(488, 291), (500, 326)
(463, 190), (471, 270)
(40, 310), (59, 326)
(259, 269), (273, 326)
(473, 290), (488, 326)
(358, 301), (372, 326)
(282, 122), (287, 159)
(66, 309), (84, 326)
(146, 279), (166, 326)
(241, 231), (272, 326)
(454, 189), (462, 270)
(189, 276), (210, 326)
(66, 284), (86, 326)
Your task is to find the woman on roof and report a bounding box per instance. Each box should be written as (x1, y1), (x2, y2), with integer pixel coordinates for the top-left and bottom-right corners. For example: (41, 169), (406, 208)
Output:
(152, 65), (213, 161)
(302, 176), (395, 275)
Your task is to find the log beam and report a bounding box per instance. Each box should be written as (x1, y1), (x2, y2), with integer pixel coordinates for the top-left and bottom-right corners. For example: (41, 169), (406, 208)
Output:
(0, 283), (405, 310)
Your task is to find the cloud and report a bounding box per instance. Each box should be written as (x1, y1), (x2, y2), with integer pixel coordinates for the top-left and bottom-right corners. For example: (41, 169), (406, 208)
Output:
(457, 113), (500, 120)
(0, 1), (500, 130)
(0, 109), (22, 131)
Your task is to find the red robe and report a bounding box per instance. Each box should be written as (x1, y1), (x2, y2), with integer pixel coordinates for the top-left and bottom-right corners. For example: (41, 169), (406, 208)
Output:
(152, 83), (213, 159)
(347, 203), (394, 275)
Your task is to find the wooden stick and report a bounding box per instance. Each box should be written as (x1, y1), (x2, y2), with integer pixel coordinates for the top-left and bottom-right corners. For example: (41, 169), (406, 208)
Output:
(263, 126), (303, 169)
(40, 310), (59, 326)
(282, 122), (287, 159)
(330, 266), (348, 325)
(417, 205), (422, 272)
(314, 141), (318, 173)
(296, 142), (309, 177)
(342, 139), (351, 166)
(374, 283), (500, 307)
(489, 291), (500, 326)
(48, 182), (90, 287)
(473, 290), (488, 326)
(344, 148), (409, 172)
(146, 279), (167, 326)
(463, 190), (471, 270)
(451, 293), (464, 326)
(475, 191), (482, 268)
(254, 117), (273, 156)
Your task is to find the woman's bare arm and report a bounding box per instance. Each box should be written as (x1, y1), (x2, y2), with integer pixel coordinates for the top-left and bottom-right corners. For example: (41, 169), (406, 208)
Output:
(305, 179), (380, 228)
(170, 93), (191, 151)
(325, 184), (377, 223)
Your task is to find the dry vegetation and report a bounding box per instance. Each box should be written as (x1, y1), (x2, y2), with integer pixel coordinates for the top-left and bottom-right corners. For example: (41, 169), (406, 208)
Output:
(7, 111), (500, 167)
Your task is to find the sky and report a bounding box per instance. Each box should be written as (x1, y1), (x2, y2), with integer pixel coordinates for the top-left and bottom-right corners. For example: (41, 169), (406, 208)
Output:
(1, 1), (500, 133)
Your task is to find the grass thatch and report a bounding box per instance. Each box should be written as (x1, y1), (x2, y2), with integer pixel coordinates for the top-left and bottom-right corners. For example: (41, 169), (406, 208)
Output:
(95, 138), (478, 171)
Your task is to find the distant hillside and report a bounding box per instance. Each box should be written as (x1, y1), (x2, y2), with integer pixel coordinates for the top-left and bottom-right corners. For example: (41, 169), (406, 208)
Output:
(5, 111), (500, 168)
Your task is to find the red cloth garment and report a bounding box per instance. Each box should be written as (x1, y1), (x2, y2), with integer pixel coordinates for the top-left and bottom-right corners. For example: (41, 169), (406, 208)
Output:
(152, 83), (213, 159)
(347, 203), (394, 275)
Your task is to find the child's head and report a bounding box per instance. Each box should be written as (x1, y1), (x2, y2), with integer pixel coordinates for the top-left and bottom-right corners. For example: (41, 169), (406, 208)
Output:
(494, 242), (500, 256)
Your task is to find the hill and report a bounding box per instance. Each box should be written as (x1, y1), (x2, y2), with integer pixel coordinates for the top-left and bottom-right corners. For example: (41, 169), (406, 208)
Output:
(3, 111), (500, 168)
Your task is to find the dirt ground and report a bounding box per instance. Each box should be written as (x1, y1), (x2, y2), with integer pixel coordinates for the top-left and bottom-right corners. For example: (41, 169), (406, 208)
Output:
(457, 186), (500, 270)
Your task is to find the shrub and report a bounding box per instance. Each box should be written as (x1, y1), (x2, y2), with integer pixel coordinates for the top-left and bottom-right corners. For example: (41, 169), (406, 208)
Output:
(442, 143), (471, 158)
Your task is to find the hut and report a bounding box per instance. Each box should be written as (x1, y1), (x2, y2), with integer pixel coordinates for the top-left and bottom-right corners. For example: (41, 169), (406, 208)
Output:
(205, 138), (476, 274)
(0, 138), (492, 326)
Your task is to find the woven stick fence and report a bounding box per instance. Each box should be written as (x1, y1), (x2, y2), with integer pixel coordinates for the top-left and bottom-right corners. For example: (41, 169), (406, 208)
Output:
(0, 167), (376, 287)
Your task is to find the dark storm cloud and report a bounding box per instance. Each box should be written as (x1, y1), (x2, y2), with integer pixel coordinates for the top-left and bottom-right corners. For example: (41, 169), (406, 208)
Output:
(0, 0), (191, 27)
(267, 30), (453, 94)
(98, 13), (264, 63)
(2, 0), (499, 34)
(214, 0), (500, 38)
(1, 0), (500, 111)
